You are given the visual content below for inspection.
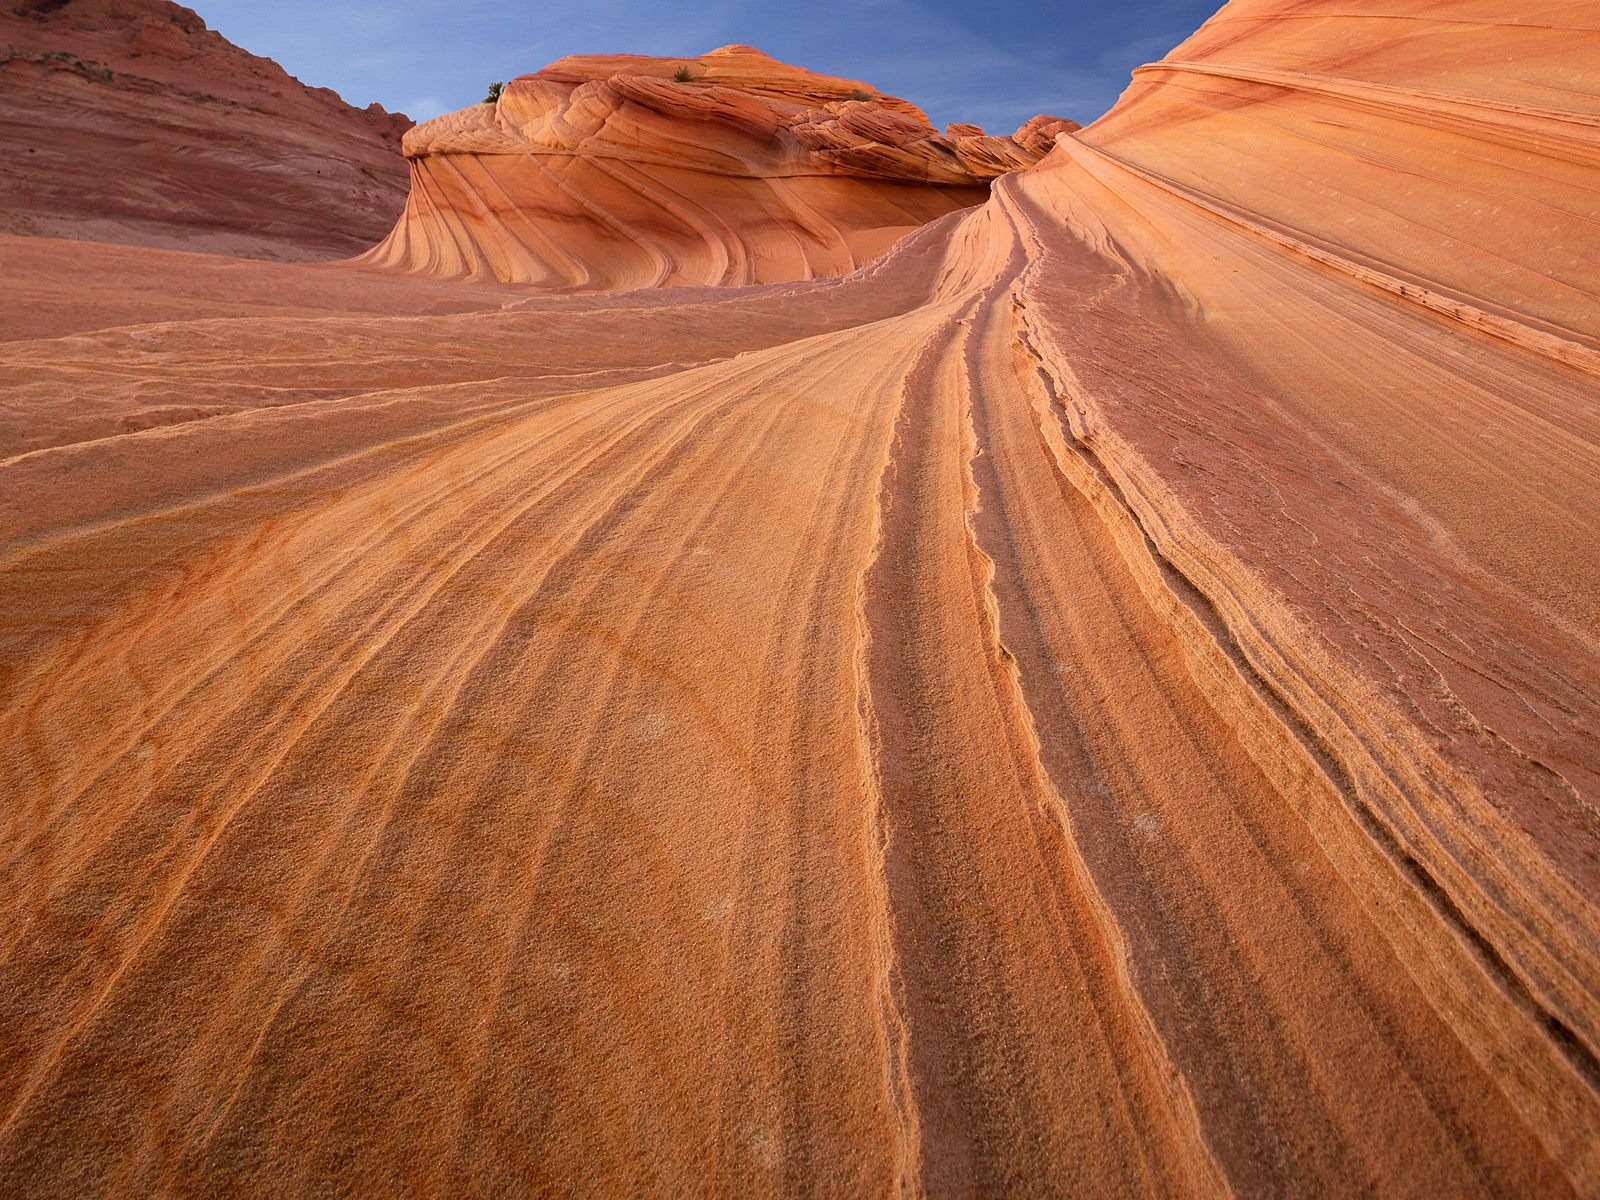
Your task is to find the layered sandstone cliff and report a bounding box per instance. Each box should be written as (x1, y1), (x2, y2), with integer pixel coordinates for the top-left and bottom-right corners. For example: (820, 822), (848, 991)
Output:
(0, 0), (411, 258)
(357, 45), (1077, 287)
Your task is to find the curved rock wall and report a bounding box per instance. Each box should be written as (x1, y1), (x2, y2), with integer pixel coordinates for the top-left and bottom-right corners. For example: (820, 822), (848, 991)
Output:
(356, 45), (1073, 288)
(1080, 0), (1600, 355)
(1008, 0), (1600, 1184)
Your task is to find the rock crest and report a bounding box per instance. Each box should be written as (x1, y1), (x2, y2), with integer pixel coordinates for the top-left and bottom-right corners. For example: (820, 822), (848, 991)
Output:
(360, 46), (1075, 287)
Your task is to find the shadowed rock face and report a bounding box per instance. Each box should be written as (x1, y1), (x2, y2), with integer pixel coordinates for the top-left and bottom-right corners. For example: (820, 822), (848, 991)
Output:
(1, 1), (1599, 1197)
(357, 44), (1077, 287)
(0, 0), (411, 259)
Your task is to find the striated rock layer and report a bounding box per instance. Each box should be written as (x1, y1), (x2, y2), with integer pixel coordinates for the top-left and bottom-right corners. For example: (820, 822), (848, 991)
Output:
(2, 1), (1599, 1196)
(356, 45), (1076, 288)
(1026, 2), (1600, 1184)
(0, 0), (411, 259)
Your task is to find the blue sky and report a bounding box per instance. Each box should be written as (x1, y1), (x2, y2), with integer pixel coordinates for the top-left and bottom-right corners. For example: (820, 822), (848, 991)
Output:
(187, 0), (1222, 132)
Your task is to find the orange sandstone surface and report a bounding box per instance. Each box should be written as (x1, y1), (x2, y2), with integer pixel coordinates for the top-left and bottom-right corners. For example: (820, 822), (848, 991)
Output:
(356, 45), (1076, 288)
(2, 2), (1599, 1197)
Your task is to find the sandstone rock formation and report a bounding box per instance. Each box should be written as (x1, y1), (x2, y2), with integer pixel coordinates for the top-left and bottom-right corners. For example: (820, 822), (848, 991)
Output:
(1, 1), (1598, 1196)
(0, 0), (411, 259)
(985, 1), (1600, 1187)
(357, 45), (1076, 287)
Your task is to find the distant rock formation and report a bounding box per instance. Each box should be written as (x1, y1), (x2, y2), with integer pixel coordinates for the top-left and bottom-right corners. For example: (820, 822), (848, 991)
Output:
(0, 0), (411, 259)
(357, 45), (1076, 288)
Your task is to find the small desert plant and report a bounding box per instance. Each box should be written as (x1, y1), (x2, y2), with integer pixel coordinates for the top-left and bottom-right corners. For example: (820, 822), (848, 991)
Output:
(483, 80), (504, 104)
(672, 65), (692, 83)
(847, 88), (872, 101)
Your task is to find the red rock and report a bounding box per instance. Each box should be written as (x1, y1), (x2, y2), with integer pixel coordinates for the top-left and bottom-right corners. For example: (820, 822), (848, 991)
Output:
(1011, 113), (1080, 156)
(0, 0), (411, 259)
(358, 46), (1069, 287)
(1, 2), (1597, 1196)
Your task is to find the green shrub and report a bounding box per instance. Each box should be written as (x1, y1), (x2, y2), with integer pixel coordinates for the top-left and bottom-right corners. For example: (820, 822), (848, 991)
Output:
(847, 88), (872, 101)
(484, 80), (504, 104)
(673, 65), (692, 83)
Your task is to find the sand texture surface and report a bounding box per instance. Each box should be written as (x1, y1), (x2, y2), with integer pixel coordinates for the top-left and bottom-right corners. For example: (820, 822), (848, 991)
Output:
(0, 0), (410, 259)
(2, 0), (1599, 1196)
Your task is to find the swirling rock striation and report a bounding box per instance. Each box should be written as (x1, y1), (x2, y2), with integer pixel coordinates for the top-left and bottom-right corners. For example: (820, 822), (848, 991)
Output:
(1007, 0), (1600, 1185)
(0, 1), (1598, 1197)
(356, 45), (1075, 288)
(0, 0), (411, 259)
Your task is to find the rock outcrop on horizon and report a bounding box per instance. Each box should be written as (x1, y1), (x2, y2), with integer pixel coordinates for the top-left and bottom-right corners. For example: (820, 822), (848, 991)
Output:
(0, 0), (411, 259)
(1, 1), (1598, 1196)
(357, 45), (1076, 287)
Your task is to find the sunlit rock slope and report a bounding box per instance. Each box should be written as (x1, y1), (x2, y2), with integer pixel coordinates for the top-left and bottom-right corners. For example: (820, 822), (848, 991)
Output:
(356, 44), (1075, 287)
(1, 1), (1597, 1196)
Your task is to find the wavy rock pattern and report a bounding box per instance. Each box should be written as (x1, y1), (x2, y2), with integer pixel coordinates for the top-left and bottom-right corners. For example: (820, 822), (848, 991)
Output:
(356, 45), (1073, 288)
(1, 1), (1598, 1196)
(0, 0), (410, 259)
